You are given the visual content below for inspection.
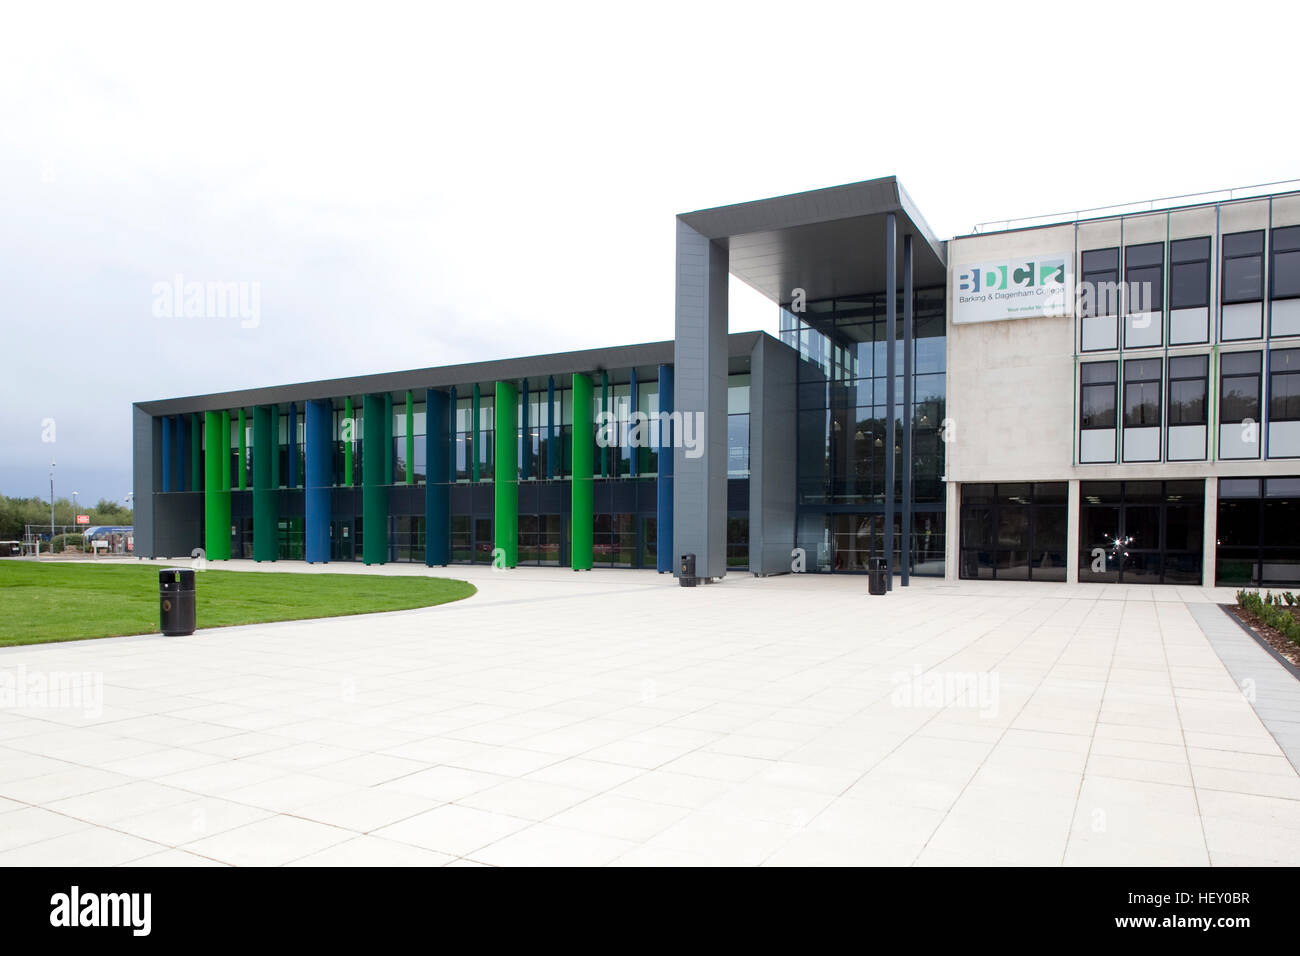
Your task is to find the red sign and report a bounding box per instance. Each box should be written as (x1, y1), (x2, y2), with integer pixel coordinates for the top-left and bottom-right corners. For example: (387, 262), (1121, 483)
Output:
(75, 514), (90, 525)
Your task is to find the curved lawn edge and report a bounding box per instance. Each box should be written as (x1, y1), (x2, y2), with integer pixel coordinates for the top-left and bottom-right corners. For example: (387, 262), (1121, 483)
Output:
(0, 561), (477, 647)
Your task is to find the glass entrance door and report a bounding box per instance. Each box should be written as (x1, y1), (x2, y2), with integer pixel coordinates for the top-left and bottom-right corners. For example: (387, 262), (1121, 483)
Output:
(331, 519), (355, 561)
(231, 517), (252, 559)
(517, 514), (563, 566)
(800, 510), (932, 574)
(473, 517), (493, 564)
(831, 514), (877, 572)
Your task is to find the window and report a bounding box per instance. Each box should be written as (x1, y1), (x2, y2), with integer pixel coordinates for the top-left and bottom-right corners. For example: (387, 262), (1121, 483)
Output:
(1123, 358), (1162, 427)
(1271, 349), (1300, 422)
(1217, 477), (1300, 586)
(1080, 361), (1117, 429)
(788, 289), (947, 507)
(1167, 355), (1208, 426)
(1170, 237), (1211, 309)
(1220, 351), (1262, 423)
(1080, 248), (1120, 318)
(728, 374), (751, 477)
(1222, 230), (1264, 304)
(1125, 243), (1163, 314)
(1272, 226), (1300, 300)
(727, 516), (749, 569)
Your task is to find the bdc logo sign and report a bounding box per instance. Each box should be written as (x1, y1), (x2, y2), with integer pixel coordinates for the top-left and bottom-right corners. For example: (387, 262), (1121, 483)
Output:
(956, 258), (1066, 294)
(954, 252), (1073, 324)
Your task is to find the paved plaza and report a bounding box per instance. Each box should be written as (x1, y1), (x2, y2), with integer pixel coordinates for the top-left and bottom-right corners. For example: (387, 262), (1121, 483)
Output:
(2, 560), (1299, 866)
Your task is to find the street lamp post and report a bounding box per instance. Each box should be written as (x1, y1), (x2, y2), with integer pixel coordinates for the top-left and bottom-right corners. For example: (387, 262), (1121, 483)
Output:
(49, 461), (56, 549)
(124, 494), (135, 559)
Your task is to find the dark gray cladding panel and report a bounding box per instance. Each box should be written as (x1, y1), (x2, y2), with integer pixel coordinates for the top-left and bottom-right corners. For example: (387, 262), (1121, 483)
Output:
(673, 220), (729, 580)
(133, 334), (766, 416)
(132, 406), (157, 557)
(152, 493), (204, 559)
(749, 334), (799, 575)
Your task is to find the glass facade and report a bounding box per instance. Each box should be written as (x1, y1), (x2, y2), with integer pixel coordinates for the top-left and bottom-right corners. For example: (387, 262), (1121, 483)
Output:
(781, 287), (946, 573)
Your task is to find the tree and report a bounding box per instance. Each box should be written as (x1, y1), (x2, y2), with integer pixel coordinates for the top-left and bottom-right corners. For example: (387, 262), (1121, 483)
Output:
(0, 495), (133, 540)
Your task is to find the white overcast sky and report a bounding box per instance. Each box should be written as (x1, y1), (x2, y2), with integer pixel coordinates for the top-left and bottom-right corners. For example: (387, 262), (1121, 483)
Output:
(2, 0), (1298, 505)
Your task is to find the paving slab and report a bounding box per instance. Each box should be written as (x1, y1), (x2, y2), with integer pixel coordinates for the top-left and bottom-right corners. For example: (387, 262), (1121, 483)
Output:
(1, 558), (1297, 866)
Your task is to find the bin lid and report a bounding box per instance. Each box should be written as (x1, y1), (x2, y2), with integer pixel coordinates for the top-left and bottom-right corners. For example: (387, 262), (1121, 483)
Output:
(159, 567), (196, 585)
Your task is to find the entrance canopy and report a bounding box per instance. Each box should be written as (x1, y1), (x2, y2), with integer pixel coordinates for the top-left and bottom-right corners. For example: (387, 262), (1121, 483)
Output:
(677, 176), (947, 304)
(672, 176), (946, 582)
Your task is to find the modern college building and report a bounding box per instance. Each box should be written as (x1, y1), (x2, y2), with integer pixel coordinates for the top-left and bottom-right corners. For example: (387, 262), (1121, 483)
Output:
(132, 176), (1300, 588)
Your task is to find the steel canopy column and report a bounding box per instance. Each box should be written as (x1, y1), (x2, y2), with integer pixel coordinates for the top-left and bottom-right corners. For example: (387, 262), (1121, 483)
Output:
(571, 373), (594, 570)
(494, 381), (519, 568)
(902, 233), (914, 587)
(672, 219), (728, 581)
(362, 393), (388, 565)
(426, 388), (450, 565)
(656, 363), (674, 573)
(304, 399), (331, 564)
(252, 405), (276, 562)
(884, 213), (897, 591)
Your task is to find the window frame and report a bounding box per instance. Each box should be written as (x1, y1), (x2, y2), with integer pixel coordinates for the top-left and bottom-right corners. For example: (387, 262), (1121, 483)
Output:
(1169, 236), (1211, 311)
(1221, 229), (1265, 305)
(1122, 357), (1163, 429)
(1269, 348), (1300, 424)
(1270, 225), (1300, 302)
(1219, 350), (1263, 425)
(1167, 354), (1209, 427)
(1080, 247), (1120, 320)
(1124, 242), (1164, 315)
(1080, 360), (1119, 431)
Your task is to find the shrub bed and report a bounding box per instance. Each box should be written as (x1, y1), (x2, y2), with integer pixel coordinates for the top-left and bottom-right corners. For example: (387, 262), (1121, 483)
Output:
(1232, 589), (1300, 667)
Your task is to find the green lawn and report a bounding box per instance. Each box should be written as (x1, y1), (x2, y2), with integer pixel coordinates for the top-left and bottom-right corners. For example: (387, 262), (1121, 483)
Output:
(0, 560), (476, 647)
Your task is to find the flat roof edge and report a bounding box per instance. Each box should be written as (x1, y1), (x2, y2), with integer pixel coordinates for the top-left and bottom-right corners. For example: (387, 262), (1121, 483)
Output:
(135, 331), (772, 415)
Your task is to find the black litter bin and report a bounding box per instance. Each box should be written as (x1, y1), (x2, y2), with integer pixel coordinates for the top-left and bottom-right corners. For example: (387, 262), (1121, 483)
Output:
(680, 553), (697, 587)
(868, 557), (888, 596)
(159, 567), (196, 635)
